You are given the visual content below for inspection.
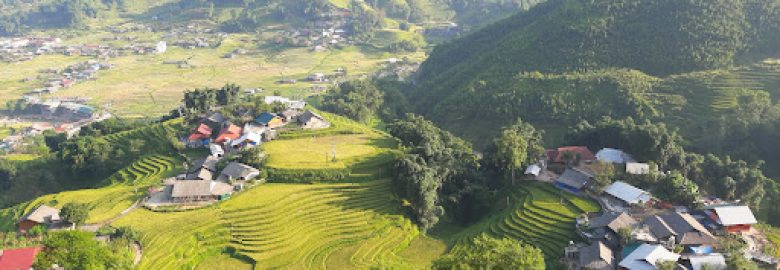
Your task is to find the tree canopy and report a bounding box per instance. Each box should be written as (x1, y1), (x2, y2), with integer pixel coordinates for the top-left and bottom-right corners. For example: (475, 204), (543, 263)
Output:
(432, 233), (545, 270)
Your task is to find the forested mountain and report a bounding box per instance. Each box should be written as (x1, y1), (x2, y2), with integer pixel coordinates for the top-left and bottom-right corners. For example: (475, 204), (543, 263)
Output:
(0, 0), (547, 36)
(408, 0), (780, 145)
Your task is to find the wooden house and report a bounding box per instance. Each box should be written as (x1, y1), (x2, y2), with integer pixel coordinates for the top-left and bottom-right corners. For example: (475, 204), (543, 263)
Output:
(297, 111), (330, 129)
(17, 205), (60, 232)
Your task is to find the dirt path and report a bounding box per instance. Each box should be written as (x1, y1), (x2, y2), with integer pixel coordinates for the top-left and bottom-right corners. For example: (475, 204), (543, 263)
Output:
(132, 241), (143, 265)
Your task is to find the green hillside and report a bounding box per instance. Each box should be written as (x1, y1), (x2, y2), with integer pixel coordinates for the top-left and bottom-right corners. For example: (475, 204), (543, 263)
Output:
(400, 0), (780, 152)
(444, 182), (600, 267)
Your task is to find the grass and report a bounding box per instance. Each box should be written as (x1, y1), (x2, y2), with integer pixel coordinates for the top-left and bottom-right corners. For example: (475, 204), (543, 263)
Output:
(758, 224), (780, 257)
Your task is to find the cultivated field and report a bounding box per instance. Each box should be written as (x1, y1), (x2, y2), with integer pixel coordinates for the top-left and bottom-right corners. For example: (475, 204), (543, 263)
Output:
(263, 134), (392, 169)
(448, 182), (601, 258)
(113, 180), (446, 270)
(0, 31), (424, 118)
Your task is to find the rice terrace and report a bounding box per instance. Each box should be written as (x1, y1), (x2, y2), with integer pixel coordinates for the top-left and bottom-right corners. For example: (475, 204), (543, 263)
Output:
(2, 0), (780, 269)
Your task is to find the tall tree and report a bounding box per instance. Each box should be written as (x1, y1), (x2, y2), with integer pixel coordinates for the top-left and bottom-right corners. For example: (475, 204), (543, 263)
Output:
(489, 119), (544, 185)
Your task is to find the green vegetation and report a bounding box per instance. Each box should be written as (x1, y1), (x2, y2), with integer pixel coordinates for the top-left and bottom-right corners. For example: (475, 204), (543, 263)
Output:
(34, 230), (134, 270)
(60, 202), (89, 226)
(322, 80), (384, 123)
(390, 114), (482, 230)
(486, 119), (545, 184)
(113, 180), (446, 269)
(442, 182), (599, 268)
(433, 233), (545, 270)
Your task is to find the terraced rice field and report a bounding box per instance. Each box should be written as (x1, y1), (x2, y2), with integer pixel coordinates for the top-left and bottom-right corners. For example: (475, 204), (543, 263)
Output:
(222, 180), (421, 269)
(101, 119), (183, 155)
(113, 179), (438, 270)
(451, 182), (600, 259)
(0, 154), (179, 228)
(653, 63), (780, 140)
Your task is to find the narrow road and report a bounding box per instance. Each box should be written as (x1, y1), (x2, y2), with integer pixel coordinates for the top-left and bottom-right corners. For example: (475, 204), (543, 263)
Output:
(132, 241), (143, 265)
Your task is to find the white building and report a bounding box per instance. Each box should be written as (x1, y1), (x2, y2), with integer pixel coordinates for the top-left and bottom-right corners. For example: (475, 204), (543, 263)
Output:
(619, 244), (680, 270)
(156, 41), (167, 54)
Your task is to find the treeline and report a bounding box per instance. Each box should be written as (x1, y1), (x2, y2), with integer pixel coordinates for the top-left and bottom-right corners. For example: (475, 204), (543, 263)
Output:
(0, 0), (124, 35)
(565, 117), (772, 220)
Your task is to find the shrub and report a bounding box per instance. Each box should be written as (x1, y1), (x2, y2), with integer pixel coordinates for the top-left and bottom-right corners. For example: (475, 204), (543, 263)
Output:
(266, 168), (351, 183)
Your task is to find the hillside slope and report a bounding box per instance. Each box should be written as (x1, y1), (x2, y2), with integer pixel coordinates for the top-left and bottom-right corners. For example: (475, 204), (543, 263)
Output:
(405, 0), (780, 147)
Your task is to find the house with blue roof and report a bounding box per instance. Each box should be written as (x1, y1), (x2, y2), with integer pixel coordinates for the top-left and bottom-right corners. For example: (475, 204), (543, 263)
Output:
(255, 112), (284, 128)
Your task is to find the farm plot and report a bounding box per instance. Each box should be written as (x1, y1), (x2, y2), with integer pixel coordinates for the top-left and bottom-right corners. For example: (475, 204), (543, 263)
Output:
(262, 134), (391, 169)
(112, 179), (442, 270)
(450, 182), (600, 259)
(220, 180), (423, 269)
(0, 154), (179, 228)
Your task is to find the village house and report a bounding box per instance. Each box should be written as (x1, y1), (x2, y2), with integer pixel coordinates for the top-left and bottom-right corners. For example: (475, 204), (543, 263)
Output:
(187, 123), (213, 147)
(210, 144), (224, 158)
(685, 254), (727, 270)
(215, 123), (242, 144)
(603, 181), (653, 206)
(577, 241), (614, 270)
(555, 168), (594, 192)
(230, 132), (263, 149)
(546, 146), (596, 166)
(524, 164), (542, 177)
(188, 156), (218, 180)
(205, 112), (227, 126)
(298, 111), (331, 129)
(264, 96), (307, 110)
(0, 247), (40, 270)
(17, 205), (61, 232)
(588, 212), (637, 246)
(595, 148), (635, 164)
(619, 244), (680, 270)
(256, 112), (285, 128)
(279, 109), (301, 122)
(170, 180), (233, 203)
(705, 205), (757, 233)
(642, 212), (718, 248)
(626, 162), (651, 175)
(308, 73), (326, 82)
(217, 162), (260, 182)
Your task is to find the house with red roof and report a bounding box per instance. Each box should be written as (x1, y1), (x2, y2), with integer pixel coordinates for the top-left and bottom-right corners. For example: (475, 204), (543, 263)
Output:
(187, 123), (213, 147)
(0, 247), (40, 270)
(546, 146), (596, 165)
(214, 124), (242, 144)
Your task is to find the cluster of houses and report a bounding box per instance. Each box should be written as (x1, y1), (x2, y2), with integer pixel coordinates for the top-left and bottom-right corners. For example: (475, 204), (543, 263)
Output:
(25, 60), (112, 95)
(0, 37), (61, 62)
(529, 146), (771, 270)
(272, 7), (353, 52)
(276, 27), (352, 52)
(162, 24), (226, 50)
(156, 96), (330, 206)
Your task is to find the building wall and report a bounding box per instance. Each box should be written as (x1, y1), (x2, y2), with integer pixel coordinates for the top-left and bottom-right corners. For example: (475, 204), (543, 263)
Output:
(17, 220), (39, 232)
(726, 224), (751, 233)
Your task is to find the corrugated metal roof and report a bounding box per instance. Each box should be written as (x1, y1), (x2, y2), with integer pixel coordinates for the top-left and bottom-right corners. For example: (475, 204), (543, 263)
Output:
(619, 244), (679, 270)
(596, 148), (635, 164)
(604, 181), (652, 204)
(712, 205), (757, 226)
